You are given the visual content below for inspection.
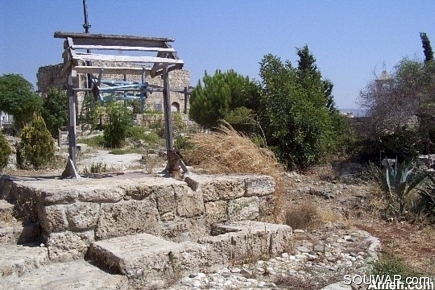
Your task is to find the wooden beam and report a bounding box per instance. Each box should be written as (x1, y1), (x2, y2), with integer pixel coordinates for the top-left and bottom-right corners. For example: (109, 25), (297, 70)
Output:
(73, 66), (152, 75)
(54, 31), (175, 42)
(71, 44), (176, 53)
(54, 32), (173, 48)
(72, 53), (184, 64)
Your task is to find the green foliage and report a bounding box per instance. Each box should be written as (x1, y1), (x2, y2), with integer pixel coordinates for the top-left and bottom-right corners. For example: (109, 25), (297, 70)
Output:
(416, 175), (435, 221)
(174, 134), (192, 150)
(258, 50), (344, 170)
(371, 159), (429, 216)
(370, 256), (420, 280)
(77, 135), (104, 148)
(126, 125), (162, 148)
(0, 74), (42, 130)
(83, 162), (107, 174)
(79, 93), (104, 132)
(103, 102), (133, 148)
(20, 114), (55, 169)
(189, 70), (259, 129)
(0, 130), (11, 170)
(356, 128), (420, 164)
(40, 88), (68, 138)
(420, 32), (434, 64)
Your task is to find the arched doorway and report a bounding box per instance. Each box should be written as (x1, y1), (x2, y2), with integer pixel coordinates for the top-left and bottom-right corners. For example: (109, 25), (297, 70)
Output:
(171, 102), (180, 112)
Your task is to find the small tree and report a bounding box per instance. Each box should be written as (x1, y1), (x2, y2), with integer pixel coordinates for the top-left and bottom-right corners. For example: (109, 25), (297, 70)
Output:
(189, 70), (259, 129)
(41, 88), (68, 138)
(103, 102), (132, 148)
(0, 130), (11, 171)
(0, 74), (42, 131)
(420, 32), (434, 64)
(20, 114), (54, 169)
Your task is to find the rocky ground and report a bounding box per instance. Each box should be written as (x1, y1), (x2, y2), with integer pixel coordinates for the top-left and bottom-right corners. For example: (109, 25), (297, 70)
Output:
(1, 143), (435, 289)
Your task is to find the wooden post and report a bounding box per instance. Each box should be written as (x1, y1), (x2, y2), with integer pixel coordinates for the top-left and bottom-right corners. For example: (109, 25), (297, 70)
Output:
(67, 74), (77, 169)
(162, 65), (173, 153)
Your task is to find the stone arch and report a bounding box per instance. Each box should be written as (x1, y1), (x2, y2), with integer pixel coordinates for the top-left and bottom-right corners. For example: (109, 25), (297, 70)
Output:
(171, 102), (180, 112)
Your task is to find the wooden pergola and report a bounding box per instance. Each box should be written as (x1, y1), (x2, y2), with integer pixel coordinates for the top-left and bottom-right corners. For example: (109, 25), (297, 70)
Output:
(54, 31), (186, 178)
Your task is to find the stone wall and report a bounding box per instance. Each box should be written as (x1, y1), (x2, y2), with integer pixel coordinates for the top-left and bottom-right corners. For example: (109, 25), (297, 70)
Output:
(1, 173), (276, 262)
(36, 62), (191, 116)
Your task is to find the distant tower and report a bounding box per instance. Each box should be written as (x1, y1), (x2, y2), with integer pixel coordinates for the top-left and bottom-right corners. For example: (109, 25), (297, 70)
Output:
(376, 63), (393, 90)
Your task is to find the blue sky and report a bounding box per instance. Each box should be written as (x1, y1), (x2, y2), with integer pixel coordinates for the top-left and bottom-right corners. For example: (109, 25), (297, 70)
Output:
(1, 1), (434, 109)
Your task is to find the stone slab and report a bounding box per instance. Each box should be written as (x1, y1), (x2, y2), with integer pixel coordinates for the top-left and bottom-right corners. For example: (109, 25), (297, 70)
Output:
(0, 221), (40, 245)
(0, 200), (14, 219)
(1, 259), (128, 290)
(88, 233), (207, 288)
(0, 243), (48, 278)
(199, 221), (293, 265)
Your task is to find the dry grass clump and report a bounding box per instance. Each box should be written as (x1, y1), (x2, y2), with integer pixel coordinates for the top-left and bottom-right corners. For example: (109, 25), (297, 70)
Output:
(285, 201), (322, 230)
(184, 124), (286, 221)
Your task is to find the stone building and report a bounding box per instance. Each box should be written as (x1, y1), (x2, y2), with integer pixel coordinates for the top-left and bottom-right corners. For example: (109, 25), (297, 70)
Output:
(36, 62), (191, 116)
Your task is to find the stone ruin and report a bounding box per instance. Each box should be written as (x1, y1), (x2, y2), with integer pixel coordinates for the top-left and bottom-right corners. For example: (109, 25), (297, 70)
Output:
(0, 173), (292, 288)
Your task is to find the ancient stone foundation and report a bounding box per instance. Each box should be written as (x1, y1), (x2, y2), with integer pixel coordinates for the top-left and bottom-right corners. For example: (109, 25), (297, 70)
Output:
(1, 173), (292, 288)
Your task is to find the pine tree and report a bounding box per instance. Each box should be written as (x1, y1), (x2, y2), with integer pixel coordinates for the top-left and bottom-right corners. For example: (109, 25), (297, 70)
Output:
(20, 114), (54, 169)
(420, 32), (434, 64)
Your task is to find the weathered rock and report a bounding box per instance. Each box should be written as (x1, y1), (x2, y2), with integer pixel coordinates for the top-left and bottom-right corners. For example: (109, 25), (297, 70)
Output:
(199, 221), (293, 266)
(244, 175), (275, 196)
(1, 259), (128, 289)
(201, 178), (245, 202)
(228, 196), (259, 221)
(77, 187), (124, 203)
(96, 199), (159, 240)
(66, 202), (100, 231)
(176, 187), (204, 218)
(46, 230), (94, 262)
(0, 244), (49, 278)
(88, 233), (207, 288)
(0, 221), (40, 245)
(39, 205), (68, 234)
(205, 200), (228, 224)
(155, 185), (176, 214)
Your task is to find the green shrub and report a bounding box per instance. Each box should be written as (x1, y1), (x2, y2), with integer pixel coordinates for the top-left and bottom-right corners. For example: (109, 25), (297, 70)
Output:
(77, 135), (104, 148)
(174, 135), (192, 150)
(0, 130), (11, 171)
(83, 162), (107, 174)
(371, 159), (429, 216)
(370, 256), (420, 281)
(20, 114), (55, 169)
(126, 126), (147, 142)
(103, 102), (132, 148)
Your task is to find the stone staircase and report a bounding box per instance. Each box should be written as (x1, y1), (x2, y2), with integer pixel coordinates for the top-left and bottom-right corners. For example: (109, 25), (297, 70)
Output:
(0, 173), (291, 289)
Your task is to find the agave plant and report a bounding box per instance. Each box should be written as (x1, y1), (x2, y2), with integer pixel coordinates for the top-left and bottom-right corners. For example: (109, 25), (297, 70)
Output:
(372, 158), (430, 216)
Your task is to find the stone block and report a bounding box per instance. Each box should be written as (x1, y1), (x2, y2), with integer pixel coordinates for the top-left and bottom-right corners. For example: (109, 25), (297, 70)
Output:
(2, 259), (128, 289)
(175, 187), (204, 218)
(228, 196), (259, 221)
(199, 221), (292, 265)
(155, 186), (176, 214)
(41, 189), (79, 205)
(123, 185), (153, 200)
(96, 199), (160, 240)
(205, 200), (228, 224)
(259, 195), (275, 217)
(46, 230), (94, 262)
(201, 178), (245, 202)
(244, 175), (275, 196)
(0, 244), (49, 278)
(77, 187), (124, 203)
(39, 204), (68, 234)
(66, 202), (100, 231)
(88, 233), (208, 288)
